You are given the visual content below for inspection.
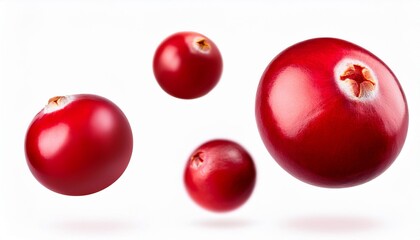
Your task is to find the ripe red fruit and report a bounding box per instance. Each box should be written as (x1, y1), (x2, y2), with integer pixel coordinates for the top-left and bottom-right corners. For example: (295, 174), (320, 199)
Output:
(25, 94), (133, 195)
(184, 139), (256, 212)
(153, 31), (223, 99)
(255, 38), (409, 188)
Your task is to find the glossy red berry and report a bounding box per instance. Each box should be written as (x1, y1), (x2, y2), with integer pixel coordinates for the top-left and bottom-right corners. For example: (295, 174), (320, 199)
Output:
(25, 94), (133, 195)
(184, 139), (256, 212)
(256, 38), (408, 188)
(153, 31), (223, 99)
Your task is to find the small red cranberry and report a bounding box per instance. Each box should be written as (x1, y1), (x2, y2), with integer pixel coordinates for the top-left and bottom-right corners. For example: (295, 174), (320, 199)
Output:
(184, 139), (256, 212)
(153, 31), (223, 99)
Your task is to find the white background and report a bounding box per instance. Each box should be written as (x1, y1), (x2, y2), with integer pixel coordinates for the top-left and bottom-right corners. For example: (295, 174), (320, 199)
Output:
(1, 0), (419, 239)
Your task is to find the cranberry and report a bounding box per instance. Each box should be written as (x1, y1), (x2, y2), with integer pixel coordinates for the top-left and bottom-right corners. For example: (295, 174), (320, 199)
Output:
(255, 38), (409, 188)
(25, 94), (133, 195)
(184, 139), (256, 212)
(153, 31), (223, 99)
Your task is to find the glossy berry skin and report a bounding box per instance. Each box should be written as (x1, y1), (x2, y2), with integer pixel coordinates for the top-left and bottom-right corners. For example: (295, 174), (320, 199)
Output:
(184, 139), (256, 212)
(153, 31), (223, 99)
(256, 38), (408, 188)
(25, 94), (133, 196)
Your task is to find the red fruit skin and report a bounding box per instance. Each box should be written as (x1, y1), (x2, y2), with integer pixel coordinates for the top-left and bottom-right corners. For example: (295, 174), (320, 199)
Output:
(25, 94), (133, 196)
(184, 140), (256, 212)
(256, 38), (409, 188)
(153, 31), (223, 99)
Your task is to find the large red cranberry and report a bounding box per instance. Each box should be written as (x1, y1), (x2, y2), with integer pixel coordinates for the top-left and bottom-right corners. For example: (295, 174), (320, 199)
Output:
(256, 38), (409, 188)
(25, 94), (133, 195)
